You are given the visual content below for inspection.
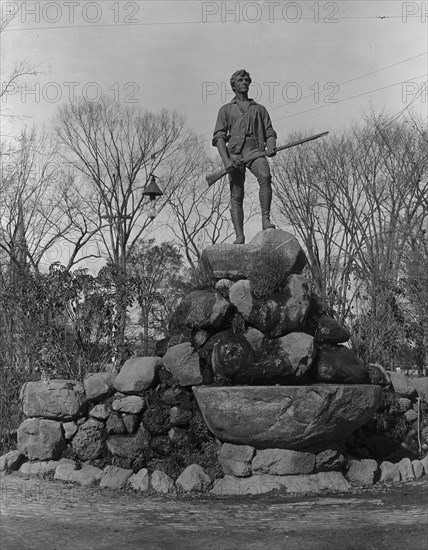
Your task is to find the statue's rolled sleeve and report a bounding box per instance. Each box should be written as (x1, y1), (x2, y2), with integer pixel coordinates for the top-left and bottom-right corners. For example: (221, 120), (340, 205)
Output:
(261, 106), (277, 141)
(212, 106), (229, 147)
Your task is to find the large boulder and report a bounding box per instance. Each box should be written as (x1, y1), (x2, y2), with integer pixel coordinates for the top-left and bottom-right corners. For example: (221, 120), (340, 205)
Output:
(17, 418), (66, 460)
(229, 275), (310, 338)
(163, 342), (204, 386)
(106, 424), (151, 462)
(114, 357), (162, 394)
(193, 385), (382, 450)
(84, 373), (115, 402)
(201, 229), (307, 282)
(21, 380), (86, 421)
(315, 345), (369, 384)
(314, 315), (351, 344)
(170, 289), (232, 332)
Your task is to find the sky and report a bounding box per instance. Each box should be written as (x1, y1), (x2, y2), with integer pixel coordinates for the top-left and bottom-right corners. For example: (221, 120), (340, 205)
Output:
(1, 0), (427, 144)
(0, 0), (427, 269)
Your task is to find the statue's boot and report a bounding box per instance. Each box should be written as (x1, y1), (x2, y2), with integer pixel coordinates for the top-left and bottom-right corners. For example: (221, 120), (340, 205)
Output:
(231, 204), (245, 244)
(260, 182), (276, 230)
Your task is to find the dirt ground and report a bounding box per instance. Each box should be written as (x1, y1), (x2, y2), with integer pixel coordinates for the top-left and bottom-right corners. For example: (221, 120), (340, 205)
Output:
(1, 473), (427, 550)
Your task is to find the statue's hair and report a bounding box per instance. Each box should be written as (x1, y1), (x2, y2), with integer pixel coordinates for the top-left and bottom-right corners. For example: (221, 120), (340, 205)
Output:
(230, 69), (252, 91)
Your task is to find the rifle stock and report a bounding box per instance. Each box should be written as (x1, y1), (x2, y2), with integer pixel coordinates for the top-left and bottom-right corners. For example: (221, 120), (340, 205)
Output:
(206, 131), (329, 187)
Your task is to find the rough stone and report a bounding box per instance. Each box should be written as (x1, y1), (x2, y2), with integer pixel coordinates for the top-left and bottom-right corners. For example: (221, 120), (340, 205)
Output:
(84, 373), (115, 402)
(161, 387), (190, 406)
(72, 419), (105, 461)
(252, 449), (315, 475)
(100, 465), (133, 489)
(112, 395), (145, 414)
(389, 372), (417, 398)
(169, 406), (192, 428)
(242, 327), (265, 352)
(396, 457), (415, 481)
(106, 424), (151, 461)
(412, 460), (424, 479)
(72, 465), (103, 486)
(262, 332), (315, 382)
(54, 461), (77, 481)
(89, 403), (110, 421)
(19, 460), (59, 476)
(379, 461), (401, 483)
(0, 450), (24, 472)
(201, 229), (307, 282)
(163, 343), (203, 386)
(315, 345), (369, 384)
(150, 470), (175, 494)
(346, 459), (378, 487)
(315, 449), (345, 472)
(18, 418), (66, 461)
(215, 278), (233, 293)
(229, 275), (311, 338)
(193, 385), (381, 450)
(128, 468), (150, 491)
(21, 380), (86, 421)
(411, 377), (428, 401)
(176, 464), (211, 492)
(62, 421), (78, 440)
(367, 364), (391, 387)
(420, 455), (428, 474)
(404, 410), (418, 423)
(170, 289), (232, 332)
(106, 412), (126, 434)
(168, 427), (188, 444)
(122, 414), (139, 434)
(314, 315), (351, 344)
(211, 471), (350, 496)
(114, 357), (162, 394)
(397, 398), (412, 412)
(218, 443), (255, 477)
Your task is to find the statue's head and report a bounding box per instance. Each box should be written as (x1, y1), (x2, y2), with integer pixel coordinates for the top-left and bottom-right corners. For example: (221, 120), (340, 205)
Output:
(230, 69), (252, 92)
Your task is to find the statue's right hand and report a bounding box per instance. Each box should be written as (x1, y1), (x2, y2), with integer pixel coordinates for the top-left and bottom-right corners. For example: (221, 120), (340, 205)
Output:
(224, 158), (238, 171)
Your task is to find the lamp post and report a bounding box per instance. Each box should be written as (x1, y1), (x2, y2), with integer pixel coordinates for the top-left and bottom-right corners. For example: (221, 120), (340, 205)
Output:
(142, 173), (163, 220)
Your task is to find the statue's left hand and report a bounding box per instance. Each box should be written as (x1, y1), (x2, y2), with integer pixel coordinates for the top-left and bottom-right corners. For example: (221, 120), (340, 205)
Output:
(266, 146), (276, 157)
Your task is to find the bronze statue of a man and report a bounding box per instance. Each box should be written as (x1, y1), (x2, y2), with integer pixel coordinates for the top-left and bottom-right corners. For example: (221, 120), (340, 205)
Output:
(212, 69), (277, 244)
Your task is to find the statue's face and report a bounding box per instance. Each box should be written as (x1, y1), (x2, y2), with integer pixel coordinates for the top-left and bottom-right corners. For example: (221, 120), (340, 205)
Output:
(232, 74), (251, 93)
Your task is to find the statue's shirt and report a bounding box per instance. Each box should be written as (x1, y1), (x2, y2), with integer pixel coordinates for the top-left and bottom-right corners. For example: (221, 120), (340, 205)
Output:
(212, 98), (277, 154)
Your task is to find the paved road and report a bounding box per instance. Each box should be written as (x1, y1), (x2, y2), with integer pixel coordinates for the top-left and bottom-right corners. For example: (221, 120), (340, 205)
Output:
(1, 474), (427, 550)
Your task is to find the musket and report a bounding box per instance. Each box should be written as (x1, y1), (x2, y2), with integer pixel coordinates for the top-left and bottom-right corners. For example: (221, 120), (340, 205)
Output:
(206, 131), (329, 187)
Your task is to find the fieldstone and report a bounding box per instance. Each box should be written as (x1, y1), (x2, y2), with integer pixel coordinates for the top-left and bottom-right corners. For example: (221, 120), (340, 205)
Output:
(229, 275), (311, 338)
(315, 345), (369, 384)
(72, 465), (103, 486)
(242, 327), (265, 352)
(176, 464), (211, 492)
(211, 471), (350, 496)
(412, 460), (424, 478)
(168, 427), (188, 444)
(150, 470), (175, 494)
(420, 455), (428, 474)
(106, 412), (126, 434)
(193, 330), (210, 348)
(315, 315), (351, 344)
(215, 278), (233, 293)
(262, 332), (315, 381)
(397, 398), (412, 412)
(252, 449), (315, 475)
(346, 459), (378, 487)
(123, 414), (139, 434)
(18, 418), (66, 461)
(63, 421), (78, 440)
(380, 461), (401, 482)
(0, 450), (24, 472)
(84, 373), (115, 402)
(128, 468), (150, 491)
(404, 410), (418, 423)
(161, 387), (190, 406)
(72, 419), (105, 461)
(112, 395), (145, 414)
(170, 289), (232, 332)
(114, 357), (162, 394)
(100, 465), (133, 489)
(218, 443), (255, 477)
(89, 403), (110, 421)
(201, 229), (307, 281)
(367, 364), (391, 387)
(396, 457), (415, 481)
(19, 460), (59, 476)
(315, 449), (345, 472)
(163, 343), (203, 386)
(54, 461), (77, 481)
(169, 406), (192, 428)
(389, 372), (417, 398)
(211, 332), (254, 381)
(106, 424), (151, 461)
(193, 385), (381, 450)
(411, 377), (428, 401)
(21, 380), (86, 421)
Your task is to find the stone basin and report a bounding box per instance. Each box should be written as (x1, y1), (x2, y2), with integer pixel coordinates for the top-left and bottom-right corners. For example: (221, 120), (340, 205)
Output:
(192, 385), (382, 450)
